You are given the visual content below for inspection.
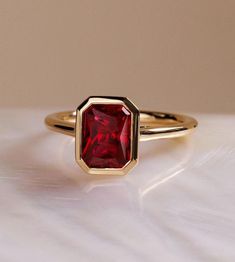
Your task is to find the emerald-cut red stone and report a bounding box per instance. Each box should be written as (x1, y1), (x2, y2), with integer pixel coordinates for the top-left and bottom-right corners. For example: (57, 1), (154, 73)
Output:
(81, 104), (131, 168)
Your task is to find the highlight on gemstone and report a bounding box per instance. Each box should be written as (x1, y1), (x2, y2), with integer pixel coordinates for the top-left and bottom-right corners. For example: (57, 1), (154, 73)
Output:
(81, 104), (131, 169)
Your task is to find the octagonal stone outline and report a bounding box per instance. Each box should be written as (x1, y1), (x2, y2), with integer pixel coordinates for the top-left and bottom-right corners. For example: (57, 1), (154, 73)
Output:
(75, 96), (140, 175)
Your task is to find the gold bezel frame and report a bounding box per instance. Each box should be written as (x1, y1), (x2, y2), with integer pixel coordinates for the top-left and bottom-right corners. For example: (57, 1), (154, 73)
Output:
(75, 96), (140, 175)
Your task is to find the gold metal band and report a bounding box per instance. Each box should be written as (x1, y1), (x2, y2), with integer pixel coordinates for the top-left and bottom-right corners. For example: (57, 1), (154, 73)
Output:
(45, 110), (198, 141)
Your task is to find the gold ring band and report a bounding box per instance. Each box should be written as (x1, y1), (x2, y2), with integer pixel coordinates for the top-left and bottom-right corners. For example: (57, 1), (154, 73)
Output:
(45, 96), (198, 175)
(45, 110), (197, 141)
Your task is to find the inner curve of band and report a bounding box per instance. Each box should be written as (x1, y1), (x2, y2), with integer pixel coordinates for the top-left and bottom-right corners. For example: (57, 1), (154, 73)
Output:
(45, 110), (197, 141)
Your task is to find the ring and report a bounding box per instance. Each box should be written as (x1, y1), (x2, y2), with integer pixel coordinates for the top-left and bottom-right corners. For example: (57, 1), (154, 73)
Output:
(45, 96), (198, 175)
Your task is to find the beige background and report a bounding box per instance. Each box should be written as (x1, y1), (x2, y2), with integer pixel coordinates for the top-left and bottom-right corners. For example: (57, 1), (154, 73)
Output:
(1, 0), (235, 112)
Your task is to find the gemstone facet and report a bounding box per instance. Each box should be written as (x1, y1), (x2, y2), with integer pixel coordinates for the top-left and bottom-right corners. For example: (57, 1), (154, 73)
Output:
(81, 104), (131, 168)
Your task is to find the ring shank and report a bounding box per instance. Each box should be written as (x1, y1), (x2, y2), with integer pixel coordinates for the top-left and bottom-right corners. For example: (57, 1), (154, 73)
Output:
(45, 110), (197, 141)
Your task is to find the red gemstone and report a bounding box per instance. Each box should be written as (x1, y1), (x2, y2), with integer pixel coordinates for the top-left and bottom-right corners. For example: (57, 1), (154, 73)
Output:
(81, 104), (131, 168)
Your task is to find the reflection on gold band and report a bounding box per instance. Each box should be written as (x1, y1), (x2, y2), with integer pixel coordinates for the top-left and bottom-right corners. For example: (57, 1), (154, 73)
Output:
(45, 110), (198, 141)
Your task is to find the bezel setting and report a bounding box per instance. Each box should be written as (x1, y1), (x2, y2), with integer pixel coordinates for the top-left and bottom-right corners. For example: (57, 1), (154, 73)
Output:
(75, 96), (140, 175)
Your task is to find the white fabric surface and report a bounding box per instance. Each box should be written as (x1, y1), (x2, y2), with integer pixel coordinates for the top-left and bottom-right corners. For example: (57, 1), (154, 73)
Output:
(0, 109), (234, 262)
